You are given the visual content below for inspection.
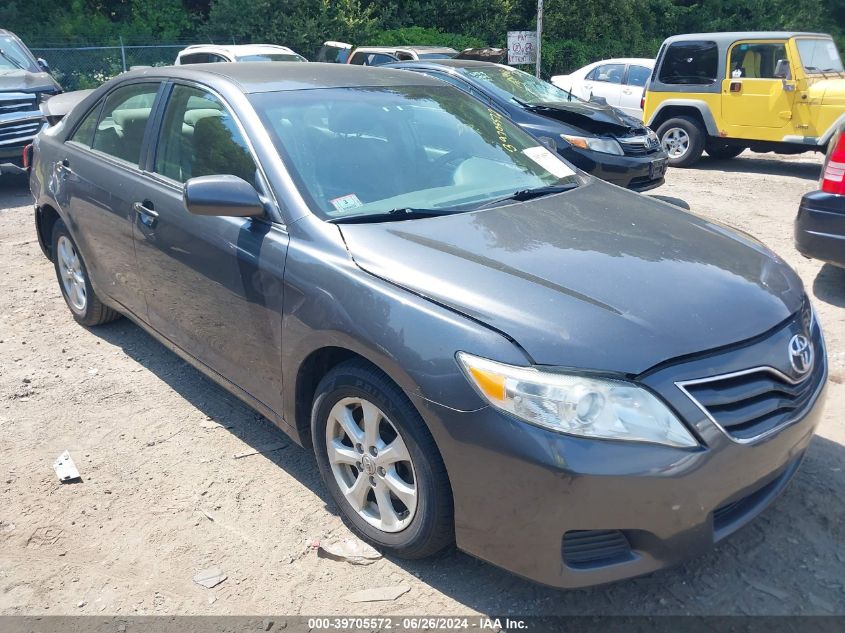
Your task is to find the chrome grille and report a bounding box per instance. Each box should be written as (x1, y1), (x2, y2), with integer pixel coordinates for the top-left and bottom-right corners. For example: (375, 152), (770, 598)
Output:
(0, 92), (38, 115)
(0, 118), (42, 146)
(677, 349), (825, 443)
(617, 133), (661, 156)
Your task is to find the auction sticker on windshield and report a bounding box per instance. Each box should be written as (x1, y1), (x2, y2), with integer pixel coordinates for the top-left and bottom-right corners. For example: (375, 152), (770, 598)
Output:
(523, 146), (575, 179)
(330, 193), (363, 212)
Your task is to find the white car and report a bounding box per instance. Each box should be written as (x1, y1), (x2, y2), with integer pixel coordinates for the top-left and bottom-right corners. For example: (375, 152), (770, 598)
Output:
(551, 58), (654, 119)
(175, 44), (307, 65)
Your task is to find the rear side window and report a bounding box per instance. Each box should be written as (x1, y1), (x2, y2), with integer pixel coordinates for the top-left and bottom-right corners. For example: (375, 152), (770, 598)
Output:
(626, 65), (652, 87)
(350, 52), (397, 66)
(586, 63), (625, 84)
(154, 84), (257, 184)
(91, 83), (160, 164)
(180, 53), (227, 64)
(658, 41), (718, 84)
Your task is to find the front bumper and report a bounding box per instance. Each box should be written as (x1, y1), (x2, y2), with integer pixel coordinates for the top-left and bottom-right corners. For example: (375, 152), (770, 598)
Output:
(416, 317), (826, 588)
(559, 144), (668, 192)
(795, 190), (845, 268)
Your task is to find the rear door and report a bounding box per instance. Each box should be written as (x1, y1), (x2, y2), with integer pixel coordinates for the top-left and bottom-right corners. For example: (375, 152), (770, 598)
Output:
(722, 40), (795, 128)
(581, 63), (625, 106)
(619, 64), (652, 118)
(133, 82), (288, 414)
(57, 81), (163, 319)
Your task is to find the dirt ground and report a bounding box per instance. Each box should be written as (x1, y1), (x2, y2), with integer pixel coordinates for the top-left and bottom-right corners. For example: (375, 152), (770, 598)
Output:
(1, 152), (843, 617)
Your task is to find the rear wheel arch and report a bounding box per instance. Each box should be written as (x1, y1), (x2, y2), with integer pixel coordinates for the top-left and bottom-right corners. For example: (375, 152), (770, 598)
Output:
(36, 204), (61, 260)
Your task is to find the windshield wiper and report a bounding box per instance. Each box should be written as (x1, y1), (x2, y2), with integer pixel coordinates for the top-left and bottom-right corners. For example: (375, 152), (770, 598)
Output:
(474, 183), (579, 209)
(804, 65), (832, 79)
(327, 207), (459, 224)
(0, 48), (26, 71)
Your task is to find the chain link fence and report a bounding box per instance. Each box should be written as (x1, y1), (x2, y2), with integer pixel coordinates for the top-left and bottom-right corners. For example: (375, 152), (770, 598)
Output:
(29, 39), (246, 91)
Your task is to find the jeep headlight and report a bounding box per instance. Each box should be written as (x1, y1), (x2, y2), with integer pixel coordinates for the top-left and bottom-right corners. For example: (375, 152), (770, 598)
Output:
(457, 352), (698, 448)
(560, 134), (624, 156)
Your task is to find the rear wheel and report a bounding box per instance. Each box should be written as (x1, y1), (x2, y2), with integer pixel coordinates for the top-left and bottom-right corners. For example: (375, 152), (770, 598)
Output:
(312, 360), (454, 559)
(51, 220), (121, 326)
(657, 116), (705, 167)
(706, 144), (745, 160)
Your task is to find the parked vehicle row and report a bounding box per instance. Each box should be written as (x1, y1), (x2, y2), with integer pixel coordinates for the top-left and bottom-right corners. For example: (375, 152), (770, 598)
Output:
(30, 61), (827, 589)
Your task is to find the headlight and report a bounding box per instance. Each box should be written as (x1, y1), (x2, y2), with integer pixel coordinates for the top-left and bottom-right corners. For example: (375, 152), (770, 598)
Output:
(457, 352), (698, 448)
(560, 134), (624, 156)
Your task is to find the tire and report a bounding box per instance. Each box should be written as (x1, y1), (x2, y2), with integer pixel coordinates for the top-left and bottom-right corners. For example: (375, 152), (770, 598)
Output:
(657, 116), (705, 167)
(51, 219), (121, 327)
(311, 360), (454, 559)
(706, 144), (745, 160)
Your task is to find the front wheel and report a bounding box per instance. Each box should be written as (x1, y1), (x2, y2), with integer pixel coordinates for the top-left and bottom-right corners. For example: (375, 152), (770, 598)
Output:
(657, 116), (705, 167)
(311, 360), (454, 559)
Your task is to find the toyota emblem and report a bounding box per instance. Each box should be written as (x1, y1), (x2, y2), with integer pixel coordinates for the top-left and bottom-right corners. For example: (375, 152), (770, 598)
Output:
(788, 334), (813, 376)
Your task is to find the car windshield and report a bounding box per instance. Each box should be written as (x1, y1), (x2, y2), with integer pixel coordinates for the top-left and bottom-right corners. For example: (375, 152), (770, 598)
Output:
(795, 38), (844, 74)
(459, 64), (579, 104)
(250, 85), (579, 221)
(236, 53), (306, 62)
(0, 35), (38, 72)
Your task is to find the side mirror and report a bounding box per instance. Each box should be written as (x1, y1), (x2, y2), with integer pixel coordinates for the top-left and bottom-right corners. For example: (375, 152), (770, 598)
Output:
(183, 175), (265, 218)
(774, 59), (791, 80)
(37, 58), (51, 73)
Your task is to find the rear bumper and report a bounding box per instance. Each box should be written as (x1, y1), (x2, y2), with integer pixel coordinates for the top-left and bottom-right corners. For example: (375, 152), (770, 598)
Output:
(795, 190), (845, 268)
(559, 144), (668, 192)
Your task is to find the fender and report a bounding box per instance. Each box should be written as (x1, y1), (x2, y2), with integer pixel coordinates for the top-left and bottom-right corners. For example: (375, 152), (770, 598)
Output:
(647, 99), (719, 136)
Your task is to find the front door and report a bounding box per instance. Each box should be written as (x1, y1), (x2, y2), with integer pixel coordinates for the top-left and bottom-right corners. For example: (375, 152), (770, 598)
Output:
(57, 81), (162, 318)
(722, 41), (795, 129)
(581, 62), (624, 107)
(133, 83), (288, 415)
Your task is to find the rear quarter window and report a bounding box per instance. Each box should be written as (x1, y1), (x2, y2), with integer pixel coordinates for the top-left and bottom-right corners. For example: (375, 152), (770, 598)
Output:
(658, 41), (719, 85)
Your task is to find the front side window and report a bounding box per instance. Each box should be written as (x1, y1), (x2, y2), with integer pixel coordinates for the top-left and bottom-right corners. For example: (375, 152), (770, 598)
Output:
(795, 38), (844, 74)
(460, 65), (578, 104)
(626, 65), (652, 87)
(587, 63), (625, 84)
(251, 85), (579, 221)
(91, 83), (160, 164)
(154, 84), (256, 184)
(658, 41), (718, 85)
(729, 42), (788, 78)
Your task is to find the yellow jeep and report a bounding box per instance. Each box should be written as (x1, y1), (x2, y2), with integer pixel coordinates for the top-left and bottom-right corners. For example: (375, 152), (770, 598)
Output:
(643, 32), (845, 166)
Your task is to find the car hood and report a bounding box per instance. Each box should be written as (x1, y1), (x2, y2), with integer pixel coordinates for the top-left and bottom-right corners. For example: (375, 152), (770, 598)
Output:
(525, 99), (643, 134)
(807, 77), (845, 107)
(0, 68), (60, 93)
(338, 182), (804, 374)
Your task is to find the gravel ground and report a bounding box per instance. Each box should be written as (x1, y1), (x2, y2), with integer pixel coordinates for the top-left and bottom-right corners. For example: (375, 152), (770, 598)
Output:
(1, 152), (843, 616)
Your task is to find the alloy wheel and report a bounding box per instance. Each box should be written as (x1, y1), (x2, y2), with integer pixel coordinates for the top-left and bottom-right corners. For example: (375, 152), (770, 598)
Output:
(57, 235), (87, 312)
(325, 397), (417, 532)
(662, 127), (690, 159)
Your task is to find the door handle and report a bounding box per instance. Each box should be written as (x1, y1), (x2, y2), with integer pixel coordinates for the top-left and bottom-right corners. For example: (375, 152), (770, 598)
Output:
(622, 89), (632, 95)
(133, 200), (159, 227)
(56, 158), (74, 177)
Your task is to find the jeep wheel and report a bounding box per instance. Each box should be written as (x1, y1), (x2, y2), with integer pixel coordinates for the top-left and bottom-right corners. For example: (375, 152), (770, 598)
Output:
(706, 144), (745, 160)
(657, 117), (705, 167)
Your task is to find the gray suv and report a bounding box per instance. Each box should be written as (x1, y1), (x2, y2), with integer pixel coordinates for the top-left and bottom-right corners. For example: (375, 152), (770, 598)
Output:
(30, 63), (827, 588)
(0, 29), (61, 172)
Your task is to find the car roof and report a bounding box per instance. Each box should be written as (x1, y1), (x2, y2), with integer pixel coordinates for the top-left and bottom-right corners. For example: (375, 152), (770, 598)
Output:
(117, 62), (444, 93)
(584, 58), (654, 66)
(353, 45), (457, 54)
(663, 32), (832, 46)
(179, 44), (298, 56)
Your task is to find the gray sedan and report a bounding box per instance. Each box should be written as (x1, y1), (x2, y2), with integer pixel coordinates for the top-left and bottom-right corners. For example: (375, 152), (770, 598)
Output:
(30, 63), (826, 588)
